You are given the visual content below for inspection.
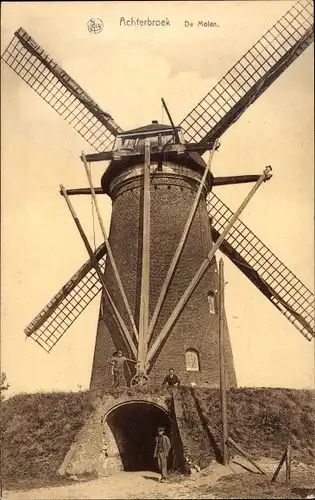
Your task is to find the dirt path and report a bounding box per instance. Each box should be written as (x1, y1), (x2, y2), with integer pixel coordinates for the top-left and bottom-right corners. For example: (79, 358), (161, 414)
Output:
(2, 468), (224, 500)
(5, 456), (304, 500)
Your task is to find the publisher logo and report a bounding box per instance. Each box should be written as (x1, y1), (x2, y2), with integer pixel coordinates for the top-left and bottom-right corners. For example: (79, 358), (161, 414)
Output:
(87, 18), (104, 34)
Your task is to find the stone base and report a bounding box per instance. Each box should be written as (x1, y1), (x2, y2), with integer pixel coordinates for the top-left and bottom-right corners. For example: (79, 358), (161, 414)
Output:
(58, 391), (175, 478)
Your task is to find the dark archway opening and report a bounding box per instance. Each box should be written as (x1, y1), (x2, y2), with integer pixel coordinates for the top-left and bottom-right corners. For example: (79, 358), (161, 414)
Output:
(106, 402), (172, 472)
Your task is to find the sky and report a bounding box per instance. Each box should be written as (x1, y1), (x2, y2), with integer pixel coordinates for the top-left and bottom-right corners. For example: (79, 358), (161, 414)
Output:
(1, 1), (314, 397)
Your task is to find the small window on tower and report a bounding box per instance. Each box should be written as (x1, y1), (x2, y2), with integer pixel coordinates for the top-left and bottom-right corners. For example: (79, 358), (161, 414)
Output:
(185, 349), (200, 372)
(207, 291), (216, 315)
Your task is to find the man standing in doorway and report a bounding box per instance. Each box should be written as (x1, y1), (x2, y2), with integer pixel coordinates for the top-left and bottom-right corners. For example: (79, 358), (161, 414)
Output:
(110, 349), (137, 388)
(162, 368), (180, 389)
(154, 426), (171, 482)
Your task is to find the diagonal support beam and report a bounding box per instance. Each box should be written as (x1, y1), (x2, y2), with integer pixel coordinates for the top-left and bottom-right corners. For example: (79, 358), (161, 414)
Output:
(137, 140), (151, 374)
(219, 258), (229, 466)
(146, 166), (272, 364)
(161, 97), (180, 143)
(81, 152), (139, 341)
(148, 139), (219, 341)
(60, 185), (137, 358)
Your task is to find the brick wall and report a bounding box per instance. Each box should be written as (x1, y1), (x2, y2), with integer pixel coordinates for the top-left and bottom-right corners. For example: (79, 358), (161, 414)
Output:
(90, 161), (237, 391)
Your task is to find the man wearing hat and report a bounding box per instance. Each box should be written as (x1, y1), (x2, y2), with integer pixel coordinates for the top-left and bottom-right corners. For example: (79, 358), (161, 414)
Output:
(153, 426), (171, 482)
(109, 349), (137, 387)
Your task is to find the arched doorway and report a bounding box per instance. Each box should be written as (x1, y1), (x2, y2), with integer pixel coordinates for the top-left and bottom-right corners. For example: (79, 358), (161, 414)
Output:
(106, 401), (172, 472)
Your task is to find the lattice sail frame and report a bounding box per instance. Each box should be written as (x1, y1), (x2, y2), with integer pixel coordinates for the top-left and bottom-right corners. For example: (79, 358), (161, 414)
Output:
(180, 0), (314, 143)
(208, 193), (314, 341)
(24, 193), (314, 352)
(1, 28), (123, 152)
(25, 245), (107, 352)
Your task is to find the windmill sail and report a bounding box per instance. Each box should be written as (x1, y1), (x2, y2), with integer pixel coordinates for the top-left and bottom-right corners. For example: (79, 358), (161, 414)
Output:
(180, 0), (313, 143)
(208, 193), (314, 341)
(1, 28), (123, 152)
(24, 244), (107, 352)
(25, 190), (314, 353)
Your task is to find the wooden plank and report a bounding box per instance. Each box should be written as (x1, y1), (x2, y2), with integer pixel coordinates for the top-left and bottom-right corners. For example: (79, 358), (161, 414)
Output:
(138, 140), (151, 373)
(227, 437), (268, 476)
(271, 449), (287, 482)
(60, 187), (104, 196)
(286, 439), (292, 484)
(213, 175), (261, 186)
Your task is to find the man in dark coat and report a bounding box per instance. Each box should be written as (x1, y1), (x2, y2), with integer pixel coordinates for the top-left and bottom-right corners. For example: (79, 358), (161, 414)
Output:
(153, 427), (171, 482)
(162, 368), (180, 388)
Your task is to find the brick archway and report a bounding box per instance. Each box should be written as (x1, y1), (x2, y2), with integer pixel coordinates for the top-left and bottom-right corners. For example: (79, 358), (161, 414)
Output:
(59, 392), (186, 478)
(104, 400), (172, 472)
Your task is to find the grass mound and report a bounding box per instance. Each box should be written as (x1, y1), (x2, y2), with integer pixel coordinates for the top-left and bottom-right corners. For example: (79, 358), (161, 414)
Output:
(193, 387), (315, 465)
(1, 387), (314, 491)
(1, 391), (94, 489)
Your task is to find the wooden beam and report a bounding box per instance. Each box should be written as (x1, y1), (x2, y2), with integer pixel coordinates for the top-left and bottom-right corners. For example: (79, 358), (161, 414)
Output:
(60, 185), (137, 358)
(83, 152), (114, 162)
(81, 152), (139, 342)
(147, 140), (219, 342)
(161, 98), (180, 143)
(137, 140), (151, 373)
(219, 258), (229, 466)
(271, 449), (287, 482)
(60, 187), (104, 196)
(285, 439), (292, 484)
(227, 437), (268, 475)
(213, 175), (261, 186)
(83, 142), (216, 164)
(147, 166), (272, 363)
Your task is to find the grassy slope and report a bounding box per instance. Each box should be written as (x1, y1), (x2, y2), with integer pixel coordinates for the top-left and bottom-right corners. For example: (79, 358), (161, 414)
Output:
(1, 387), (314, 490)
(194, 387), (315, 465)
(1, 391), (95, 489)
(198, 469), (315, 499)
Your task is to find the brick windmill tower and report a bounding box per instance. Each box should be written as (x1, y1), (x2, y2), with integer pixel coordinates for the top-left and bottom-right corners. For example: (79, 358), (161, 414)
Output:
(90, 121), (237, 390)
(2, 0), (314, 391)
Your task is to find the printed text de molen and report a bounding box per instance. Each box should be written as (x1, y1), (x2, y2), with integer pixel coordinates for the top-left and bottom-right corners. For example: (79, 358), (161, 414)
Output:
(185, 20), (219, 28)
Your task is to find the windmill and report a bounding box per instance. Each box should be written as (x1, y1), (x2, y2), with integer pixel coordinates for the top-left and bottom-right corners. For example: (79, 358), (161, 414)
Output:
(2, 0), (314, 391)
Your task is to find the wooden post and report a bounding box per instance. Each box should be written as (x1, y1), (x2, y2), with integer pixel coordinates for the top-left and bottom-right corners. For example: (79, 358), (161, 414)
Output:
(81, 152), (139, 341)
(138, 140), (151, 375)
(271, 449), (287, 482)
(285, 438), (291, 484)
(148, 139), (219, 341)
(60, 185), (137, 358)
(147, 166), (272, 363)
(227, 437), (268, 475)
(219, 258), (229, 465)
